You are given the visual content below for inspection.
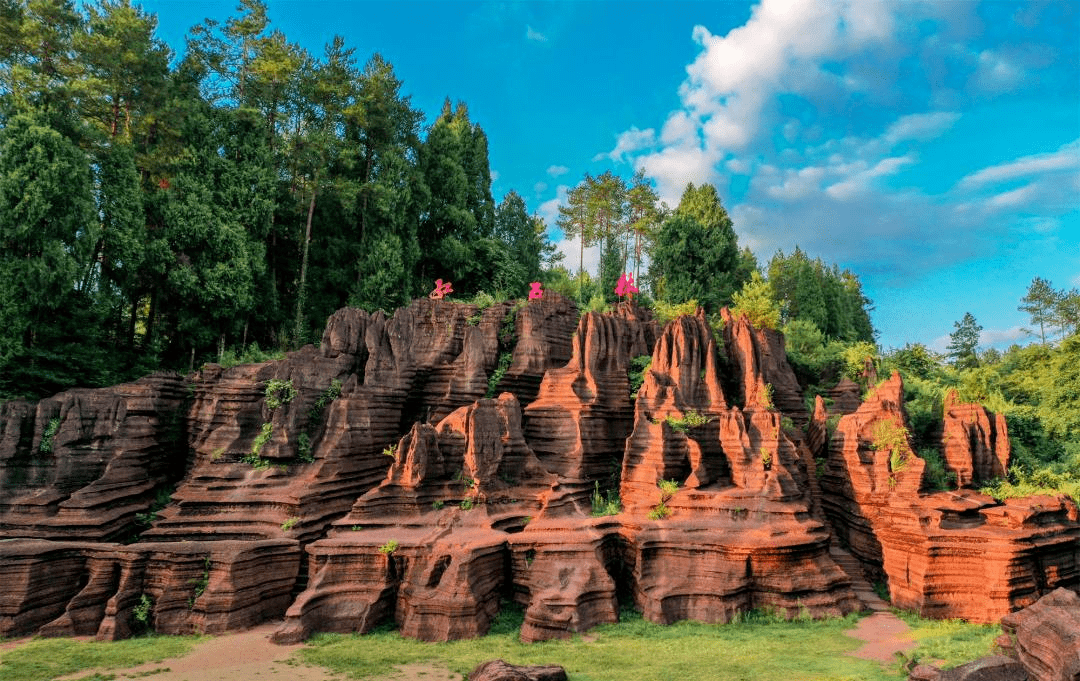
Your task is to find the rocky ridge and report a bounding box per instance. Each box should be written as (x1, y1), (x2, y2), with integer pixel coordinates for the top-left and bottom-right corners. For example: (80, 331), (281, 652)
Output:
(1, 293), (1076, 644)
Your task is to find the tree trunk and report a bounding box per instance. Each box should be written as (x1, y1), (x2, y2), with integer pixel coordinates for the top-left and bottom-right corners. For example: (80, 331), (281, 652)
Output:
(294, 177), (318, 347)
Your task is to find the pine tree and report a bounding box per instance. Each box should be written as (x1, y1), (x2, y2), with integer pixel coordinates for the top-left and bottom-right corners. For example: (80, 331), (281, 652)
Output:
(947, 312), (982, 369)
(1019, 276), (1060, 345)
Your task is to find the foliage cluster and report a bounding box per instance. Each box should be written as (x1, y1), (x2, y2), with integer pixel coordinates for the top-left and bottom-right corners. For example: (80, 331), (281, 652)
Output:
(628, 354), (652, 400)
(264, 379), (296, 410)
(38, 417), (60, 453)
(485, 351), (513, 398)
(590, 481), (621, 517)
(655, 409), (709, 433)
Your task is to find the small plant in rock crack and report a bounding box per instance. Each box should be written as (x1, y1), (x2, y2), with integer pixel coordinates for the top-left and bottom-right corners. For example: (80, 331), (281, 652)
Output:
(648, 501), (671, 520)
(264, 379), (297, 410)
(432, 500), (445, 510)
(382, 443), (398, 460)
(657, 478), (679, 500)
(460, 498), (475, 510)
(379, 540), (399, 555)
(187, 557), (211, 609)
(132, 593), (153, 632)
(39, 417), (60, 453)
(281, 517), (300, 531)
(760, 448), (773, 470)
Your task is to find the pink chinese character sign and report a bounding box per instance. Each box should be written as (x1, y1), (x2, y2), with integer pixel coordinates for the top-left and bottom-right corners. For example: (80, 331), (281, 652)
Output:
(429, 279), (453, 300)
(615, 273), (639, 300)
(528, 282), (544, 300)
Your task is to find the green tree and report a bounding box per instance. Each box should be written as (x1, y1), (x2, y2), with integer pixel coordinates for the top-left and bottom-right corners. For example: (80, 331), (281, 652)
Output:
(0, 112), (96, 392)
(75, 0), (170, 141)
(555, 174), (591, 287)
(1019, 276), (1059, 345)
(730, 271), (780, 330)
(1057, 288), (1080, 338)
(648, 183), (743, 313)
(625, 169), (661, 282)
(947, 312), (982, 369)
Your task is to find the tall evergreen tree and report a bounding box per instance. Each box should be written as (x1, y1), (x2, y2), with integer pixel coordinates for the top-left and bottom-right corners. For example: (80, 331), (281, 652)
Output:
(0, 111), (97, 394)
(947, 312), (982, 369)
(1019, 276), (1060, 345)
(649, 182), (742, 313)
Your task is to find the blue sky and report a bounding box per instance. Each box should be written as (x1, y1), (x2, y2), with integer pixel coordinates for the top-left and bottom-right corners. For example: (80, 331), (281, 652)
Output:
(142, 0), (1080, 353)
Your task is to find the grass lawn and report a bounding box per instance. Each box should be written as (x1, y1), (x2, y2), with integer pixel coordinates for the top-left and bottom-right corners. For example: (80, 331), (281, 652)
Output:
(0, 635), (201, 681)
(894, 610), (1001, 669)
(298, 606), (912, 681)
(0, 606), (1000, 681)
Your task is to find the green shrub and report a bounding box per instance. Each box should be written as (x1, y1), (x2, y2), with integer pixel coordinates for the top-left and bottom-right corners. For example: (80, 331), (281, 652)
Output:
(585, 294), (610, 314)
(218, 342), (286, 369)
(460, 498), (474, 510)
(655, 409), (710, 433)
(264, 379), (297, 409)
(653, 299), (698, 325)
(919, 448), (956, 491)
(628, 355), (652, 400)
(249, 422), (273, 459)
(187, 557), (210, 609)
(658, 478), (679, 500)
(132, 593), (153, 631)
(39, 417), (60, 453)
(382, 443), (398, 460)
(871, 419), (910, 473)
(378, 540), (398, 555)
(980, 465), (1080, 502)
(648, 501), (671, 520)
(466, 290), (498, 310)
(281, 517), (300, 531)
(762, 383), (774, 409)
(590, 481), (621, 517)
(486, 351), (513, 398)
(432, 500), (444, 510)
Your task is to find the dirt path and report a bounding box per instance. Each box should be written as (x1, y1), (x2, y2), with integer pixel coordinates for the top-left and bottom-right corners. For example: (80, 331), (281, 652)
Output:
(829, 544), (917, 665)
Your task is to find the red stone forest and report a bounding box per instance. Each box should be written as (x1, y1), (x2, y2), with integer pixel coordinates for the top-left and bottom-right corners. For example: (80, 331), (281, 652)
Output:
(1, 0), (1078, 663)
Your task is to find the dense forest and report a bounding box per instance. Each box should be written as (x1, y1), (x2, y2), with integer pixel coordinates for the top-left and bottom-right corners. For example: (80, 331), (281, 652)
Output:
(0, 1), (1076, 497)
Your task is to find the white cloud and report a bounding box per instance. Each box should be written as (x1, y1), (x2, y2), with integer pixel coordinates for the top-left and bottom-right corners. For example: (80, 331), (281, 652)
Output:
(1072, 273), (1080, 287)
(979, 326), (1028, 348)
(537, 185), (569, 235)
(883, 112), (961, 143)
(988, 183), (1037, 209)
(957, 140), (1079, 189)
(971, 49), (1023, 91)
(596, 127), (656, 162)
(546, 165), (569, 178)
(534, 181), (548, 194)
(526, 25), (547, 42)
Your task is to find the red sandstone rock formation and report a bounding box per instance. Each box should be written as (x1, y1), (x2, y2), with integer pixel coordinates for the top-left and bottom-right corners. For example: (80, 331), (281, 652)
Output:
(817, 372), (1080, 623)
(941, 389), (1009, 487)
(1000, 587), (1080, 681)
(0, 375), (189, 541)
(492, 293), (581, 407)
(4, 297), (1078, 648)
(469, 659), (568, 681)
(721, 308), (808, 426)
(0, 538), (299, 639)
(522, 311), (640, 482)
(618, 311), (857, 624)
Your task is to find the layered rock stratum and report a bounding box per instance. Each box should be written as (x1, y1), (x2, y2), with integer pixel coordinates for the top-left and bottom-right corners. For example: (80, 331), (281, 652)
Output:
(1, 293), (1076, 643)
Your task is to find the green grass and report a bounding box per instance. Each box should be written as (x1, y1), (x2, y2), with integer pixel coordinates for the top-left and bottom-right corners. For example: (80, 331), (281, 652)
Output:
(894, 610), (1000, 670)
(296, 605), (907, 681)
(0, 635), (201, 681)
(0, 607), (1002, 681)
